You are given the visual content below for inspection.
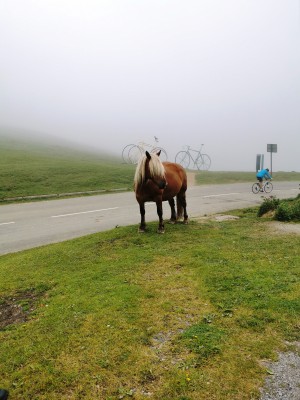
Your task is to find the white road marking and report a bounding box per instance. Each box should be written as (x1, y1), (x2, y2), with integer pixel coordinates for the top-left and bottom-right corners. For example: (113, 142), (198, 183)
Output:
(203, 193), (240, 198)
(51, 207), (119, 218)
(0, 221), (15, 226)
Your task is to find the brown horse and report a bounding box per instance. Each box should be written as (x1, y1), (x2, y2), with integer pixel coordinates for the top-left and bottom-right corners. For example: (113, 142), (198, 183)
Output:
(134, 151), (188, 233)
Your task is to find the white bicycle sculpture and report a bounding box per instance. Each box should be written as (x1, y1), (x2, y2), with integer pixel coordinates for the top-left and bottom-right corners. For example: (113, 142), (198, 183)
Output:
(122, 137), (168, 164)
(175, 144), (211, 170)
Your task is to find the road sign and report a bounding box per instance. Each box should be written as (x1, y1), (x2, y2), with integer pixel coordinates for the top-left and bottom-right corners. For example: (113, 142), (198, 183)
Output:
(267, 144), (277, 153)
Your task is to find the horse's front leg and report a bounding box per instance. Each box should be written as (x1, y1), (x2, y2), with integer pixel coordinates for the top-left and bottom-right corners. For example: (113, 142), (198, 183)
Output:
(139, 202), (146, 233)
(156, 200), (165, 234)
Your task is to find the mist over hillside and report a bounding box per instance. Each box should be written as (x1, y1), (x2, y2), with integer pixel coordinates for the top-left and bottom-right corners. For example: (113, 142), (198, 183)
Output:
(0, 126), (119, 160)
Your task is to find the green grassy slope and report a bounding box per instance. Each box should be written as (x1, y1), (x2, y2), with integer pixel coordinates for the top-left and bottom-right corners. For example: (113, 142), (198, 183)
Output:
(0, 132), (136, 199)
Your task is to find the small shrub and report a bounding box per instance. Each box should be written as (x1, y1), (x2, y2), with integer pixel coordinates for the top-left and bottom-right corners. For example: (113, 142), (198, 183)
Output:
(291, 201), (300, 220)
(275, 199), (300, 222)
(257, 197), (280, 217)
(275, 202), (293, 221)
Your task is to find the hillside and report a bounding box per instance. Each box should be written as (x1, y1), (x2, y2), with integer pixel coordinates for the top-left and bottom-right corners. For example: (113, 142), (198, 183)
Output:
(0, 128), (136, 200)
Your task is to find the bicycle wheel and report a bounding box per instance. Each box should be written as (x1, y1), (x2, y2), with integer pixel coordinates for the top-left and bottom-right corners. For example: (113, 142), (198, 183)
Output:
(175, 151), (190, 169)
(128, 145), (143, 164)
(252, 182), (260, 194)
(152, 147), (168, 162)
(195, 154), (211, 170)
(122, 144), (135, 163)
(202, 154), (211, 170)
(264, 181), (273, 193)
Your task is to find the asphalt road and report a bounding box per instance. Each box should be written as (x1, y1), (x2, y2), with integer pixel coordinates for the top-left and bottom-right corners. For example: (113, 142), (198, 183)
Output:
(1, 182), (299, 255)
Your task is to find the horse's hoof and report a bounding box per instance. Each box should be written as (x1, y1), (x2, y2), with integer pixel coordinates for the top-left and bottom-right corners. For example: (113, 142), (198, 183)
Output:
(157, 229), (165, 234)
(169, 220), (176, 225)
(0, 389), (9, 400)
(138, 228), (146, 233)
(183, 220), (189, 225)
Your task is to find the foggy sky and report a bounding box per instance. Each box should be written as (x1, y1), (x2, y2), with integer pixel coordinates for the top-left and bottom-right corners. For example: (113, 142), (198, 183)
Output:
(1, 0), (300, 171)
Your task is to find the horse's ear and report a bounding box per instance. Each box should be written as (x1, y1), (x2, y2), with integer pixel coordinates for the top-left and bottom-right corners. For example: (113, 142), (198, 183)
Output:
(156, 150), (161, 157)
(146, 151), (151, 160)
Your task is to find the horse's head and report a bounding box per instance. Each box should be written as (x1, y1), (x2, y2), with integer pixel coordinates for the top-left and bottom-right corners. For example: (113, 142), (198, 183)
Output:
(134, 151), (167, 190)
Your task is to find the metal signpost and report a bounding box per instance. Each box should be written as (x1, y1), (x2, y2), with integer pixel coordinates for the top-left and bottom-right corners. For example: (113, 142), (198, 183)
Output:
(267, 144), (277, 175)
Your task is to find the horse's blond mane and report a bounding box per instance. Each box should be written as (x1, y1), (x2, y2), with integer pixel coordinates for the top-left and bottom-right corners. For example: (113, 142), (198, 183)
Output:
(134, 153), (165, 189)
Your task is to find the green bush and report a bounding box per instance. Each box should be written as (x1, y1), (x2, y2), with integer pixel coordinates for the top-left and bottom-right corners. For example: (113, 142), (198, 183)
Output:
(258, 194), (300, 221)
(292, 201), (300, 221)
(257, 197), (280, 217)
(275, 202), (293, 221)
(274, 197), (300, 222)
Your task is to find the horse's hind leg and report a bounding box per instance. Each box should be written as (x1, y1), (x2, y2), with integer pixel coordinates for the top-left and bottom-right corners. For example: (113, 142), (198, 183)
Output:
(182, 193), (188, 224)
(177, 192), (188, 224)
(168, 198), (177, 224)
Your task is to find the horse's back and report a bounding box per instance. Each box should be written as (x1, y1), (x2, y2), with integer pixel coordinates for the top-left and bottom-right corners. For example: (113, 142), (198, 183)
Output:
(162, 162), (187, 198)
(163, 161), (187, 181)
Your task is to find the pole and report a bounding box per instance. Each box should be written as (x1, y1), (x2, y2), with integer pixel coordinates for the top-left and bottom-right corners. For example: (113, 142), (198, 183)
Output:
(270, 151), (273, 175)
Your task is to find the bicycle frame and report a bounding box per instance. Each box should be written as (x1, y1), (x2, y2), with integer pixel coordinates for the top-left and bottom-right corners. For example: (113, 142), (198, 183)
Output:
(175, 144), (211, 170)
(122, 137), (168, 164)
(187, 147), (204, 168)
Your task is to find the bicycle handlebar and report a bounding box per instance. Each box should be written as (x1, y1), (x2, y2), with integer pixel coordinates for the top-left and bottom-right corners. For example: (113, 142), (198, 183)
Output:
(183, 144), (205, 151)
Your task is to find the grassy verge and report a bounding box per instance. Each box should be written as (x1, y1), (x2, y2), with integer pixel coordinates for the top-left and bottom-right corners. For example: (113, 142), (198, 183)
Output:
(0, 208), (299, 399)
(195, 170), (300, 185)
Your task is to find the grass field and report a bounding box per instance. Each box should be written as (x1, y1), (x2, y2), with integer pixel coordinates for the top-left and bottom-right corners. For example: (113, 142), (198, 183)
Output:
(1, 133), (300, 201)
(0, 206), (299, 399)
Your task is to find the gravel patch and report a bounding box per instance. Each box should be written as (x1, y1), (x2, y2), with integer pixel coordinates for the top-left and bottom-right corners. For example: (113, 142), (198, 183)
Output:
(260, 343), (300, 400)
(268, 221), (300, 235)
(214, 214), (240, 221)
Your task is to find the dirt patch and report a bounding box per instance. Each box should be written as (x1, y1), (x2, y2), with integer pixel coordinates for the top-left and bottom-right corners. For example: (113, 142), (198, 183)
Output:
(0, 289), (41, 329)
(195, 214), (300, 235)
(267, 221), (300, 235)
(194, 214), (240, 222)
(214, 214), (240, 222)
